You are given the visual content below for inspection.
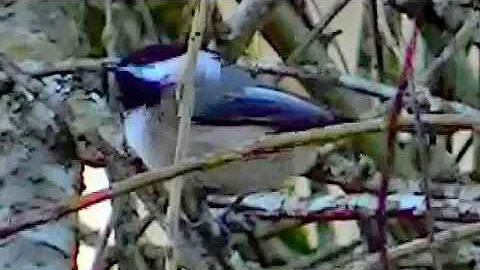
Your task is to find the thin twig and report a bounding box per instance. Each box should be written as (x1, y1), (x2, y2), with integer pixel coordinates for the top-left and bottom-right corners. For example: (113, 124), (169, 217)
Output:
(308, 0), (351, 74)
(89, 214), (115, 270)
(214, 192), (427, 221)
(377, 26), (418, 270)
(1, 114), (480, 239)
(375, 0), (403, 61)
(408, 83), (442, 270)
(332, 40), (351, 74)
(268, 240), (362, 270)
(420, 10), (480, 87)
(237, 59), (397, 99)
(413, 12), (480, 237)
(101, 1), (151, 268)
(14, 54), (480, 118)
(320, 173), (475, 199)
(27, 58), (118, 78)
(71, 240), (80, 270)
(455, 134), (474, 164)
(134, 191), (168, 230)
(167, 1), (208, 269)
(370, 0), (385, 82)
(136, 0), (158, 45)
(102, 0), (115, 57)
(97, 215), (156, 269)
(286, 0), (351, 64)
(237, 45), (480, 115)
(341, 221), (480, 270)
(5, 48), (480, 121)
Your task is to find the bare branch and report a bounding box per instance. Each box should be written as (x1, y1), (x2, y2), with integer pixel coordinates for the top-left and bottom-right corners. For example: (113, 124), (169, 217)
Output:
(89, 214), (115, 270)
(420, 11), (480, 87)
(375, 0), (403, 61)
(213, 193), (426, 220)
(211, 192), (480, 224)
(408, 84), (442, 270)
(96, 215), (157, 270)
(456, 134), (474, 164)
(167, 1), (208, 269)
(332, 39), (351, 74)
(100, 1), (152, 268)
(378, 27), (419, 270)
(307, 0), (351, 73)
(342, 221), (480, 270)
(136, 0), (158, 44)
(219, 0), (278, 60)
(237, 60), (480, 119)
(5, 51), (480, 122)
(286, 0), (352, 64)
(370, 0), (385, 82)
(27, 58), (118, 78)
(1, 114), (480, 239)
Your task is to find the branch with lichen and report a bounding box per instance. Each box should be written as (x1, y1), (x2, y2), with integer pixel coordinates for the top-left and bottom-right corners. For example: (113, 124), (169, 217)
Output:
(7, 54), (480, 120)
(1, 14), (160, 270)
(209, 191), (480, 226)
(0, 114), (479, 239)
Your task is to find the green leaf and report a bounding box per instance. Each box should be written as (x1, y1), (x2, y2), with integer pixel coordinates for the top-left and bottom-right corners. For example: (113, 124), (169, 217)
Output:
(148, 0), (190, 40)
(278, 223), (331, 255)
(84, 2), (106, 57)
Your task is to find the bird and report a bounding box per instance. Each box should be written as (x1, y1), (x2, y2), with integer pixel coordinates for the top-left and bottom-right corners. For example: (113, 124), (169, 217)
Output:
(114, 44), (340, 194)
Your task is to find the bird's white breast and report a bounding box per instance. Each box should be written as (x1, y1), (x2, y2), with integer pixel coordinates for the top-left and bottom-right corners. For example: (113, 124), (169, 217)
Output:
(124, 104), (318, 194)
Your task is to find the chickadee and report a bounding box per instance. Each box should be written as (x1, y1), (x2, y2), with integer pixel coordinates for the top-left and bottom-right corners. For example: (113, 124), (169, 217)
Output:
(115, 44), (340, 194)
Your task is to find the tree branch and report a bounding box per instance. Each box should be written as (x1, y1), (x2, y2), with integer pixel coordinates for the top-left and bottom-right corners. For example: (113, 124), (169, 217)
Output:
(136, 0), (158, 45)
(341, 221), (480, 270)
(420, 10), (480, 87)
(27, 58), (118, 78)
(286, 0), (352, 64)
(237, 60), (480, 119)
(375, 0), (403, 61)
(167, 1), (208, 269)
(1, 114), (480, 239)
(370, 0), (385, 82)
(307, 0), (351, 74)
(378, 27), (418, 269)
(89, 214), (115, 270)
(218, 0), (278, 61)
